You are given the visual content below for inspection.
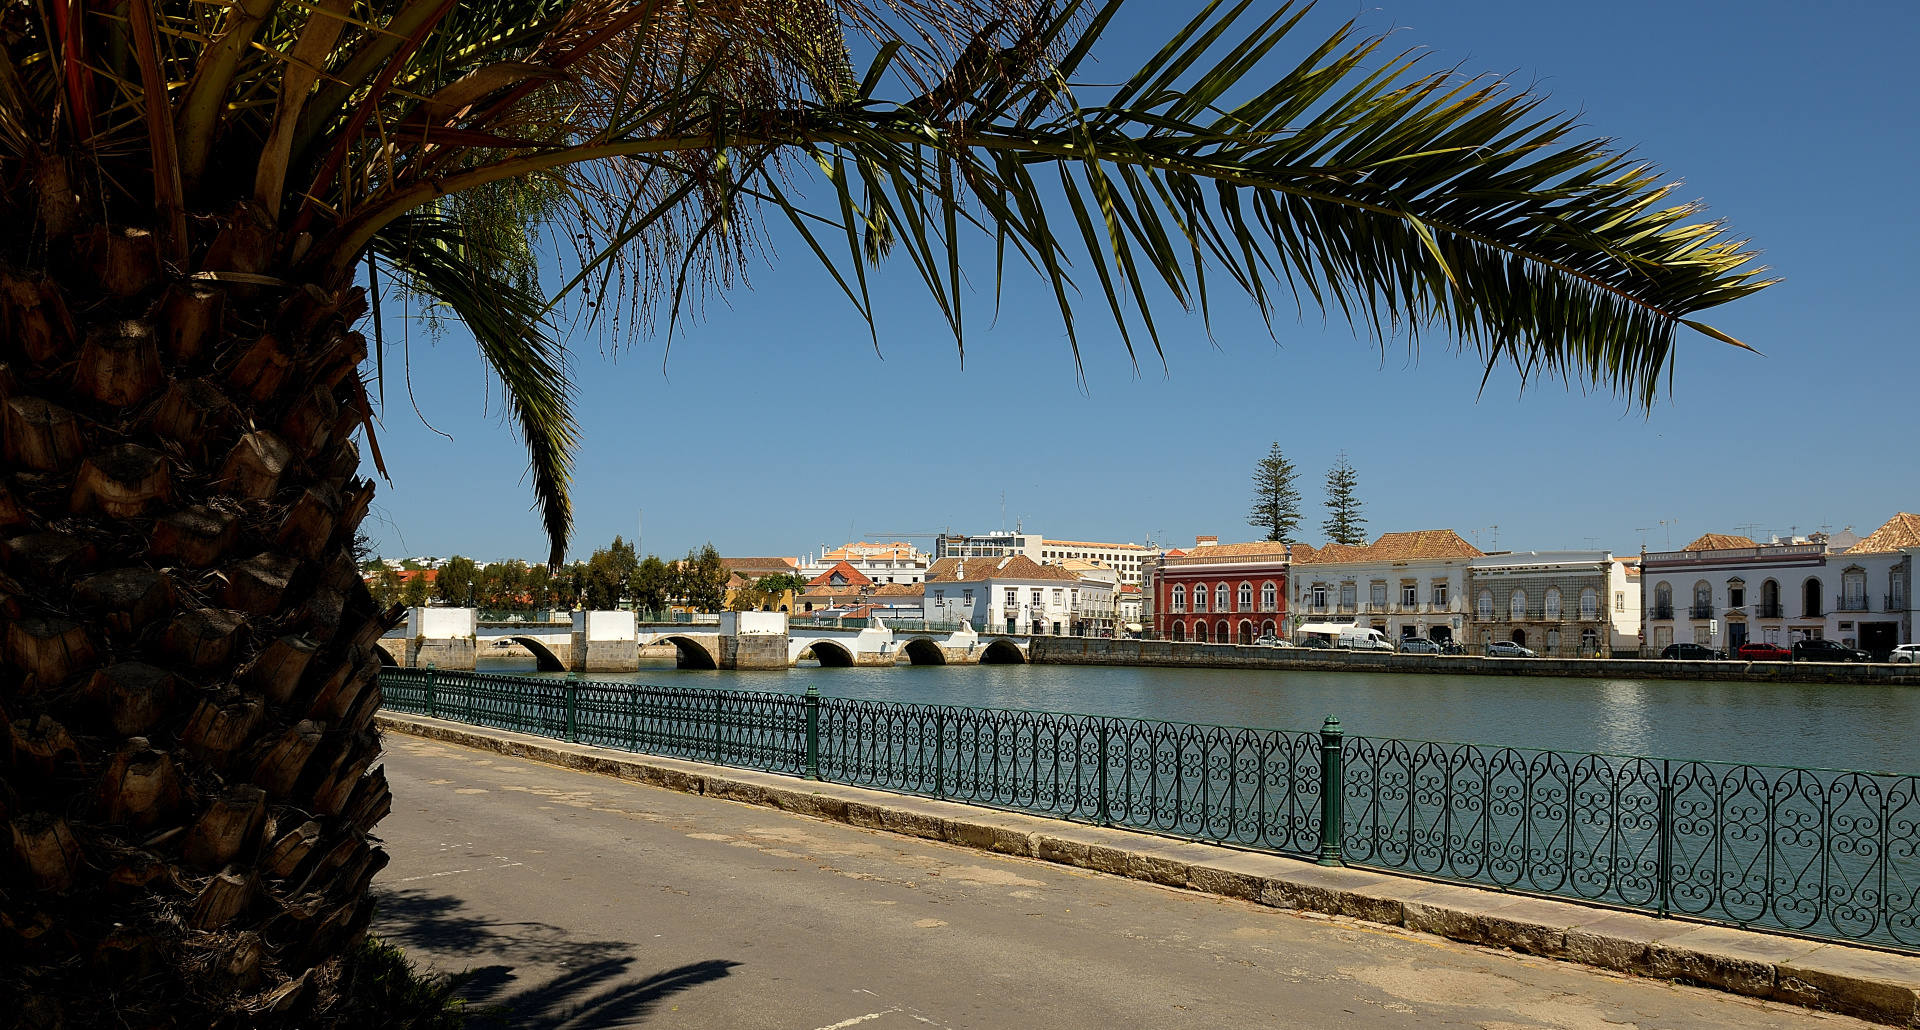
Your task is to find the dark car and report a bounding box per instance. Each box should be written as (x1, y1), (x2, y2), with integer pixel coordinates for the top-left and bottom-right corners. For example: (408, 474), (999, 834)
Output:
(1792, 638), (1870, 663)
(1299, 637), (1333, 649)
(1734, 641), (1793, 661)
(1661, 642), (1726, 660)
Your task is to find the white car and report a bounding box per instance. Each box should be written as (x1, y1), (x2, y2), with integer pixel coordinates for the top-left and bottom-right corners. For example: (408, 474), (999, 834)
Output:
(1252, 635), (1294, 648)
(1894, 644), (1920, 664)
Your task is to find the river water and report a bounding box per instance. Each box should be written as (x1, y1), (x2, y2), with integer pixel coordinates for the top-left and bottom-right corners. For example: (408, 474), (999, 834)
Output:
(466, 657), (1920, 774)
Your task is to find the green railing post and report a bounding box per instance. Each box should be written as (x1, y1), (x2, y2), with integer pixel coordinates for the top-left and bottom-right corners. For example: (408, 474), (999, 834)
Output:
(803, 683), (820, 780)
(934, 710), (947, 798)
(1657, 760), (1673, 917)
(712, 692), (724, 764)
(1317, 715), (1345, 867)
(564, 672), (579, 743)
(1096, 718), (1111, 825)
(425, 662), (437, 718)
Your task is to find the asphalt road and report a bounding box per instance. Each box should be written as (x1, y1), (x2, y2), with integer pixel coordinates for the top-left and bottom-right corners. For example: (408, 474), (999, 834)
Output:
(372, 734), (1870, 1030)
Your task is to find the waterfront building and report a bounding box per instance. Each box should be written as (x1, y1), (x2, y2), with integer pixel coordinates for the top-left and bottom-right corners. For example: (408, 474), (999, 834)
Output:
(936, 531), (1161, 586)
(1292, 530), (1481, 646)
(1466, 552), (1639, 656)
(1639, 516), (1916, 655)
(1147, 537), (1290, 643)
(802, 542), (929, 585)
(924, 555), (1114, 635)
(866, 582), (926, 621)
(720, 556), (802, 612)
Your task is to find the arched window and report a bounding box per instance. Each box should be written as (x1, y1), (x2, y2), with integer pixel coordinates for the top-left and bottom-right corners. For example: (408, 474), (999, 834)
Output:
(1510, 589), (1528, 620)
(1261, 581), (1277, 611)
(1693, 580), (1713, 619)
(1761, 579), (1781, 617)
(1803, 578), (1823, 618)
(1580, 588), (1598, 620)
(1215, 584), (1230, 612)
(1238, 621), (1253, 645)
(1171, 585), (1186, 613)
(1477, 589), (1494, 618)
(1545, 588), (1562, 620)
(1191, 583), (1207, 611)
(1238, 583), (1253, 611)
(1170, 622), (1185, 641)
(1262, 620), (1276, 637)
(1217, 620), (1230, 642)
(1654, 581), (1673, 617)
(1193, 620), (1208, 642)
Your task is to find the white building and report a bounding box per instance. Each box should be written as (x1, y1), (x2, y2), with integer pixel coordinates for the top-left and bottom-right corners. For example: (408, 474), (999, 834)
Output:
(1640, 516), (1917, 655)
(1467, 551), (1641, 656)
(923, 555), (1114, 636)
(802, 541), (929, 585)
(1291, 531), (1481, 646)
(935, 531), (1161, 586)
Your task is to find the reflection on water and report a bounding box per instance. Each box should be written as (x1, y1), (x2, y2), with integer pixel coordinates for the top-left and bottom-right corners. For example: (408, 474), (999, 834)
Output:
(469, 657), (1920, 774)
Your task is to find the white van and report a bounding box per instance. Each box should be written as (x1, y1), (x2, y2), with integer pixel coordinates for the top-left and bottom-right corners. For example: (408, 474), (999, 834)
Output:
(1296, 622), (1395, 651)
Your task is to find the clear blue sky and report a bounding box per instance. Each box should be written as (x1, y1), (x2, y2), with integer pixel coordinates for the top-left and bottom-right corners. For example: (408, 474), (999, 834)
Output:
(359, 0), (1918, 564)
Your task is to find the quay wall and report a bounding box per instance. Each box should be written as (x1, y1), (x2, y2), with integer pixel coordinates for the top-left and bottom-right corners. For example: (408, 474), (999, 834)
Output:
(1029, 637), (1920, 685)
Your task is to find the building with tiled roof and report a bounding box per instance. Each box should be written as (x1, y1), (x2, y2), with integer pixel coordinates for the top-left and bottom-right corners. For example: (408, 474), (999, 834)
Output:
(1641, 518), (1914, 657)
(1145, 535), (1292, 643)
(1287, 530), (1481, 647)
(804, 542), (929, 585)
(1467, 551), (1640, 656)
(924, 554), (1116, 636)
(808, 561), (873, 589)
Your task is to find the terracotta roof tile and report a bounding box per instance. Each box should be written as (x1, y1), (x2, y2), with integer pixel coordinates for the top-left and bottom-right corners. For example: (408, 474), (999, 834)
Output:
(1165, 541), (1292, 565)
(926, 554), (1082, 583)
(1681, 533), (1758, 552)
(870, 582), (924, 597)
(721, 556), (800, 572)
(1294, 530), (1480, 564)
(807, 561), (873, 587)
(1848, 513), (1920, 553)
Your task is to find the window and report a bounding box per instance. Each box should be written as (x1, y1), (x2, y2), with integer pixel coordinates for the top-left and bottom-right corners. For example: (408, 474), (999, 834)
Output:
(1052, 588), (1064, 609)
(1581, 628), (1599, 653)
(1311, 585), (1327, 608)
(1192, 583), (1208, 612)
(1261, 582), (1277, 611)
(963, 589), (973, 604)
(1803, 578), (1823, 618)
(1510, 589), (1527, 620)
(933, 589), (944, 602)
(1654, 582), (1673, 615)
(1728, 579), (1745, 608)
(1547, 629), (1560, 652)
(1842, 568), (1867, 610)
(1545, 588), (1562, 619)
(1370, 582), (1388, 609)
(1031, 589), (1043, 609)
(1432, 582), (1449, 606)
(1215, 584), (1229, 612)
(1340, 582), (1356, 608)
(1580, 588), (1598, 620)
(1172, 585), (1186, 612)
(1895, 570), (1908, 609)
(1402, 584), (1418, 607)
(1194, 621), (1208, 642)
(1005, 587), (1018, 609)
(1238, 583), (1252, 611)
(1477, 590), (1494, 618)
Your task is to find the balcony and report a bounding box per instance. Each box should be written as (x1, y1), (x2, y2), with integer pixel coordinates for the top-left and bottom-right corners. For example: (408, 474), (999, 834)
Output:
(1892, 594), (1911, 613)
(1334, 602), (1357, 614)
(1835, 596), (1869, 612)
(1754, 602), (1784, 619)
(1689, 603), (1714, 620)
(1649, 605), (1675, 621)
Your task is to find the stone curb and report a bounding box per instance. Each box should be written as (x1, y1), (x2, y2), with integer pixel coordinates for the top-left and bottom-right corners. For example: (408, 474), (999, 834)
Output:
(377, 712), (1920, 1026)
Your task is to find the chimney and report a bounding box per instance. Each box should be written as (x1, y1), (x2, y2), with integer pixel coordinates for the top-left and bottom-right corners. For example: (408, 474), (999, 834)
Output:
(1196, 535), (1218, 547)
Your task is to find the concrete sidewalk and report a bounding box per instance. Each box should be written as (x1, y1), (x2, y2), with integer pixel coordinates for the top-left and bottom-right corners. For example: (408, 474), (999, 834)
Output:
(376, 712), (1920, 1026)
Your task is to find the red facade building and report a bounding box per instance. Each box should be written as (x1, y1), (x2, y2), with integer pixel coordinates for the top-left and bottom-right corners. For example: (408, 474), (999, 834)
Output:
(1149, 539), (1291, 643)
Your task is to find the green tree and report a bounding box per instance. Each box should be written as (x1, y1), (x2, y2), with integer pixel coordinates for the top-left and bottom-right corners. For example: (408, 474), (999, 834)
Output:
(436, 556), (479, 607)
(1322, 453), (1368, 545)
(0, 0), (1774, 1018)
(681, 544), (730, 612)
(372, 567), (405, 609)
(525, 563), (555, 610)
(632, 555), (672, 616)
(582, 536), (640, 609)
(1247, 442), (1303, 543)
(401, 571), (432, 608)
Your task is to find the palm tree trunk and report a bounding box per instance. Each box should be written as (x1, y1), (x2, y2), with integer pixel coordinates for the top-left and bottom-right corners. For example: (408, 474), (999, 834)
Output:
(1, 198), (400, 1026)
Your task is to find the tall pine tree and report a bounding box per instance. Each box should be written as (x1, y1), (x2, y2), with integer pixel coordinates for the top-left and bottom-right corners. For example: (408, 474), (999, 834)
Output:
(1248, 442), (1303, 542)
(1322, 452), (1369, 544)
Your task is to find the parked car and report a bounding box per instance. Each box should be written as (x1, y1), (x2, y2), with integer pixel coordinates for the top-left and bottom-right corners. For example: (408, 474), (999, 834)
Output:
(1660, 642), (1726, 660)
(1298, 637), (1333, 649)
(1734, 641), (1793, 661)
(1793, 638), (1870, 663)
(1893, 644), (1920, 664)
(1486, 641), (1537, 658)
(1252, 634), (1294, 648)
(1397, 638), (1442, 654)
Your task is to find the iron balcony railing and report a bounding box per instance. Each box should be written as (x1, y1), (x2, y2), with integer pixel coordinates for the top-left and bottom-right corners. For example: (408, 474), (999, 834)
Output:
(1755, 602), (1785, 619)
(1893, 594), (1911, 613)
(382, 669), (1920, 954)
(1649, 605), (1675, 621)
(1689, 603), (1715, 620)
(1836, 597), (1870, 612)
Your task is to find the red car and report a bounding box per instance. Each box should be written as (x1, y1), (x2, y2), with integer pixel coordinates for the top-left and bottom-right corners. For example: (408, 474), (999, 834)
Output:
(1735, 641), (1792, 661)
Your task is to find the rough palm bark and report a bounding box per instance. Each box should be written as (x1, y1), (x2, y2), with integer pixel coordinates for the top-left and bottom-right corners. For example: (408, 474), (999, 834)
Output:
(1, 198), (399, 1025)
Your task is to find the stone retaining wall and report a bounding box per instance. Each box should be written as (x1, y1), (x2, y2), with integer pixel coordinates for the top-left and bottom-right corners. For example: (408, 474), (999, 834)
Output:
(1030, 636), (1920, 685)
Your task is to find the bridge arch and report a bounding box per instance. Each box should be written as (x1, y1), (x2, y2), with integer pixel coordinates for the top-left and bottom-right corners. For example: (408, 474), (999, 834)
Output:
(798, 639), (855, 667)
(507, 636), (567, 672)
(657, 635), (719, 670)
(980, 639), (1026, 664)
(373, 643), (399, 667)
(901, 638), (946, 666)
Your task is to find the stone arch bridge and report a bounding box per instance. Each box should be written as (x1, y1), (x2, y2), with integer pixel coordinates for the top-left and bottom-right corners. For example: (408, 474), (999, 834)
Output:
(378, 610), (1030, 671)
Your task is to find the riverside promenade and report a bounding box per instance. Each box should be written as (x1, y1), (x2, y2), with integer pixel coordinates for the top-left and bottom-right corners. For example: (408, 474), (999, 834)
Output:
(374, 711), (1920, 1028)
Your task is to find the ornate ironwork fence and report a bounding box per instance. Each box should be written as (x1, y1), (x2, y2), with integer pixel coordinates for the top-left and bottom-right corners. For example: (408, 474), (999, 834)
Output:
(380, 668), (1920, 951)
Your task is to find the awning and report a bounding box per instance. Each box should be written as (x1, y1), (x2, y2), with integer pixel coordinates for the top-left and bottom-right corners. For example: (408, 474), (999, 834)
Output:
(1297, 622), (1361, 636)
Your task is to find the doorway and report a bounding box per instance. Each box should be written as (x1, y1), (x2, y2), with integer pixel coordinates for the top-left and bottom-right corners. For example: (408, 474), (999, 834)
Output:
(1728, 622), (1748, 650)
(1861, 622), (1898, 657)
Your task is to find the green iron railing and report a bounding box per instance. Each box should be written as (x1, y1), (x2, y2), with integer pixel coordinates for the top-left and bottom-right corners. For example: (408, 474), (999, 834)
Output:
(380, 668), (1920, 952)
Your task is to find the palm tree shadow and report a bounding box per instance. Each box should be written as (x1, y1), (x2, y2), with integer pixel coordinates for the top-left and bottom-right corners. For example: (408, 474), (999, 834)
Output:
(374, 886), (738, 1028)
